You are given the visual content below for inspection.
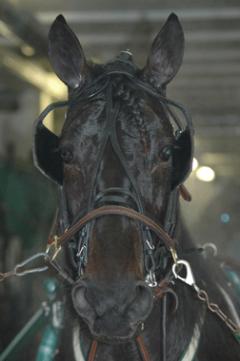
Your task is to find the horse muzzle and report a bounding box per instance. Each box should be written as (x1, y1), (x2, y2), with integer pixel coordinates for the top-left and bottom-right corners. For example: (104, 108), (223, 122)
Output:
(71, 280), (153, 342)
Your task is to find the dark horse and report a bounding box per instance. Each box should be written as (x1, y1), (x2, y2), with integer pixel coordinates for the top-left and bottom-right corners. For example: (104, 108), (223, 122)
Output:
(33, 14), (240, 361)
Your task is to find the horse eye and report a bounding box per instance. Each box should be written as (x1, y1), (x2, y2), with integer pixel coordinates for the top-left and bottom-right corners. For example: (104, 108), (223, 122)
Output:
(160, 145), (173, 162)
(60, 147), (74, 163)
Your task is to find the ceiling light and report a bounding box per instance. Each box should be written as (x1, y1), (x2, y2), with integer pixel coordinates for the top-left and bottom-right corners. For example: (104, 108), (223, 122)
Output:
(21, 45), (35, 57)
(196, 166), (215, 182)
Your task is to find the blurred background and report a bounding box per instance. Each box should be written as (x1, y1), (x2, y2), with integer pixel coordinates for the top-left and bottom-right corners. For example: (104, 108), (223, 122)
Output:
(0, 0), (240, 358)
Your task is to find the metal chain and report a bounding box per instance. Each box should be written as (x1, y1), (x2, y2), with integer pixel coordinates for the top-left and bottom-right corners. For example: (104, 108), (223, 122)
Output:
(196, 288), (240, 333)
(144, 235), (157, 287)
(172, 259), (240, 339)
(0, 252), (49, 282)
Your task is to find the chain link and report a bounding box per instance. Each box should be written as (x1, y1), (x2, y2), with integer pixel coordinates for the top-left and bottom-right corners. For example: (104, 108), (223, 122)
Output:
(196, 288), (240, 333)
(172, 259), (240, 339)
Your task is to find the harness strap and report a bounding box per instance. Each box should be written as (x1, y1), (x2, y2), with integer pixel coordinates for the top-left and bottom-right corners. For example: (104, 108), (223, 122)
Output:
(136, 336), (151, 361)
(47, 205), (177, 258)
(87, 340), (98, 361)
(83, 336), (150, 361)
(179, 184), (192, 202)
(84, 336), (150, 361)
(76, 329), (200, 361)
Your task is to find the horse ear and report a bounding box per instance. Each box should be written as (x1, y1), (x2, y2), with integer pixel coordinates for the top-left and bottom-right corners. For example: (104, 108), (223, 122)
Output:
(144, 13), (184, 88)
(48, 15), (88, 89)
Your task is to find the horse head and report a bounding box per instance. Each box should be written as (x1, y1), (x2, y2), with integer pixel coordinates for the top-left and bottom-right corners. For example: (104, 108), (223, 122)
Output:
(33, 13), (193, 344)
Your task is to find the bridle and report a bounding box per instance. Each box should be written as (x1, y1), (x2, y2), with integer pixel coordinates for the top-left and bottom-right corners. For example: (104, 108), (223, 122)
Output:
(35, 53), (193, 284)
(34, 53), (194, 361)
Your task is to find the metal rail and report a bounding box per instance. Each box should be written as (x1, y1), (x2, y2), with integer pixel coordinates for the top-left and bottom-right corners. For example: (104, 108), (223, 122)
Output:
(0, 278), (64, 361)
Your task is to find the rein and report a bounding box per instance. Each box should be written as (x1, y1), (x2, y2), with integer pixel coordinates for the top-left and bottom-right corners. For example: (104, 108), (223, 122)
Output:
(77, 333), (151, 361)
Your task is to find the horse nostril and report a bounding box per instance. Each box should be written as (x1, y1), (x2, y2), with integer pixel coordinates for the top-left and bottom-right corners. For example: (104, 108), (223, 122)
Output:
(72, 282), (87, 307)
(72, 281), (109, 318)
(127, 281), (153, 323)
(72, 282), (96, 324)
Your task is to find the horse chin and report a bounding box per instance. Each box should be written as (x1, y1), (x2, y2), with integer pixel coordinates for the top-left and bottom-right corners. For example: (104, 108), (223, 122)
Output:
(93, 335), (136, 345)
(90, 331), (138, 345)
(85, 320), (140, 344)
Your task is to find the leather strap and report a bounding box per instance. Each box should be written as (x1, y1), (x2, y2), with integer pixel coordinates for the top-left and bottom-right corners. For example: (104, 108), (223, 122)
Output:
(179, 184), (192, 202)
(136, 335), (151, 361)
(87, 340), (98, 361)
(48, 205), (176, 252)
(86, 336), (151, 361)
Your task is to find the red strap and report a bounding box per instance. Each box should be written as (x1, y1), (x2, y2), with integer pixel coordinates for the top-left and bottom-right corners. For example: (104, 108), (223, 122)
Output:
(136, 335), (151, 361)
(87, 340), (98, 361)
(87, 337), (150, 361)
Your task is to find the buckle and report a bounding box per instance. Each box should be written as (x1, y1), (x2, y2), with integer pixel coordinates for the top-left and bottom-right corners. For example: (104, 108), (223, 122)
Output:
(170, 247), (178, 264)
(46, 235), (62, 261)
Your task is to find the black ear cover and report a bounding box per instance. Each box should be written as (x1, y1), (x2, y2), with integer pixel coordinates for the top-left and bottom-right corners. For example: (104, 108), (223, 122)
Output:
(171, 129), (193, 189)
(33, 121), (63, 184)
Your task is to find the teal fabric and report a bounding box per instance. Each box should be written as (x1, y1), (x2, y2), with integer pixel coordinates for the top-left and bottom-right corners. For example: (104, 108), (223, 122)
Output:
(0, 162), (57, 248)
(225, 269), (240, 298)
